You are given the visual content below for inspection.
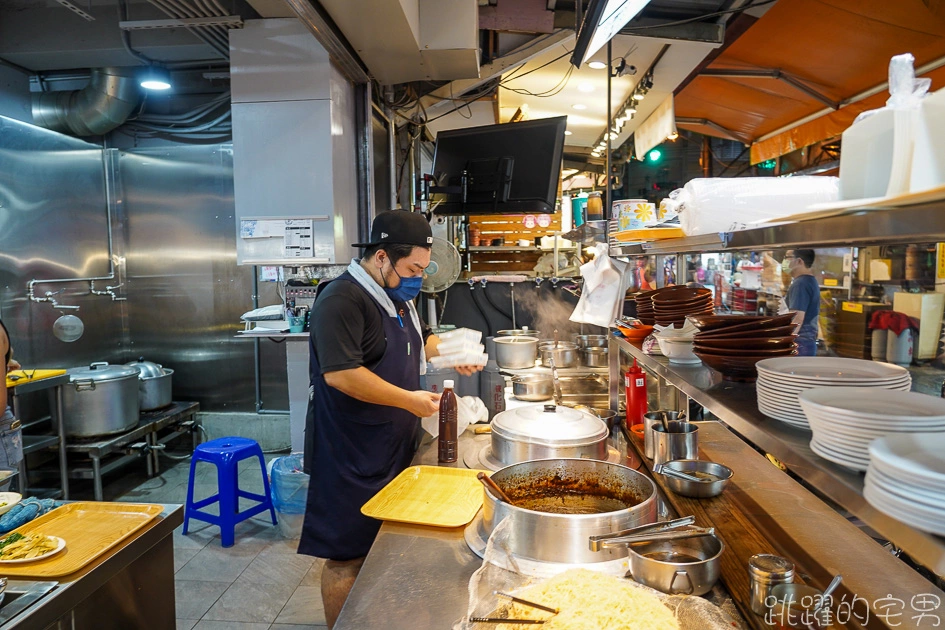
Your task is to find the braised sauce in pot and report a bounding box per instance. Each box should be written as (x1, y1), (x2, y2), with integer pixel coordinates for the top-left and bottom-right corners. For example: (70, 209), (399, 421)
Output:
(514, 493), (631, 514)
(500, 472), (645, 514)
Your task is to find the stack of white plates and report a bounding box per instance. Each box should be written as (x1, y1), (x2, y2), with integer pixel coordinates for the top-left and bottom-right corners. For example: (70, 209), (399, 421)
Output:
(865, 433), (945, 536)
(755, 357), (911, 430)
(798, 388), (945, 471)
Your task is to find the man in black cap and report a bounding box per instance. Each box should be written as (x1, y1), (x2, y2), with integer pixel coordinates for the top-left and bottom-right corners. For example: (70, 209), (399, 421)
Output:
(298, 210), (478, 627)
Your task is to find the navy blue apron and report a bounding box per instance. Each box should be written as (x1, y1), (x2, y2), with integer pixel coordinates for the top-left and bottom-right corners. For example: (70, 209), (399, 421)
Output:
(298, 272), (422, 561)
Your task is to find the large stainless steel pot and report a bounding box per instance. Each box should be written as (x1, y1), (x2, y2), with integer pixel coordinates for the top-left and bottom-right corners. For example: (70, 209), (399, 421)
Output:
(497, 328), (540, 337)
(125, 358), (174, 411)
(62, 363), (141, 437)
(491, 404), (608, 465)
(481, 458), (658, 564)
(581, 347), (609, 367)
(494, 336), (539, 369)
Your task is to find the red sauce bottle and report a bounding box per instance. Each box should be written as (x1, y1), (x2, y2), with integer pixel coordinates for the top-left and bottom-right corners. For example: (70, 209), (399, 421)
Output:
(625, 359), (647, 429)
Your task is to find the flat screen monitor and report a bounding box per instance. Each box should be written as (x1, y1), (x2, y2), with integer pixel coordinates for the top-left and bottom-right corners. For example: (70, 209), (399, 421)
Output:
(430, 116), (567, 215)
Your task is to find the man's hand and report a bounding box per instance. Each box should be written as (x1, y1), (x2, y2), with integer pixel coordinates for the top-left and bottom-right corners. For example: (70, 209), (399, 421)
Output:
(455, 365), (484, 377)
(6, 360), (19, 372)
(409, 390), (441, 417)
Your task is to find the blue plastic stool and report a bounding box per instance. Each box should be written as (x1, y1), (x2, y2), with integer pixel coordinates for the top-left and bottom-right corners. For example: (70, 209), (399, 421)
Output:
(183, 436), (277, 547)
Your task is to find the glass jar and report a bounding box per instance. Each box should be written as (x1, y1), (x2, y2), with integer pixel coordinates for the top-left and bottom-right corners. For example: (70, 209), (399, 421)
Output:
(586, 192), (604, 221)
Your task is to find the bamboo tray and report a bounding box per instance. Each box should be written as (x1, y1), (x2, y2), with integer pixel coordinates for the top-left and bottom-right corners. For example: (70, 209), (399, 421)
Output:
(0, 502), (163, 578)
(361, 466), (487, 528)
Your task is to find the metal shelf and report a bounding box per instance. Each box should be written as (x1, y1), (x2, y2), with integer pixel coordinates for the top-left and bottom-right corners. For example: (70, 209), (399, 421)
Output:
(609, 201), (945, 256)
(610, 336), (945, 578)
(464, 246), (539, 252)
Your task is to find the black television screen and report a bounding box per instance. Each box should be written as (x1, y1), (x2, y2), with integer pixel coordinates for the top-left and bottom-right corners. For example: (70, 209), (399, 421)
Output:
(430, 116), (566, 215)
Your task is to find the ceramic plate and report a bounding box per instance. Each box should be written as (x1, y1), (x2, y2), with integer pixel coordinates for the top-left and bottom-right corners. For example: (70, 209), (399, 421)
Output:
(869, 433), (945, 484)
(0, 536), (66, 564)
(866, 467), (945, 509)
(0, 493), (22, 517)
(809, 440), (868, 471)
(799, 387), (945, 420)
(756, 357), (909, 381)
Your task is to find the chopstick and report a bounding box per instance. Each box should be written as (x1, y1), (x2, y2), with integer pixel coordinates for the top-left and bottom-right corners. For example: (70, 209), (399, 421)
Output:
(470, 618), (546, 625)
(494, 591), (559, 614)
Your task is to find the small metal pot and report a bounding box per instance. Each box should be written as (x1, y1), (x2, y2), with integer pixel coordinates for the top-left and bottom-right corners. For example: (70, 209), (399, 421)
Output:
(494, 336), (539, 369)
(511, 375), (554, 402)
(582, 347), (609, 367)
(658, 460), (733, 498)
(626, 533), (724, 595)
(539, 342), (578, 368)
(643, 411), (686, 459)
(574, 334), (608, 348)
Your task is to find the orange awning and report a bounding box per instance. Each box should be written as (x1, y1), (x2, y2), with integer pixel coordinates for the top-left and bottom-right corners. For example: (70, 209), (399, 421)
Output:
(674, 0), (945, 163)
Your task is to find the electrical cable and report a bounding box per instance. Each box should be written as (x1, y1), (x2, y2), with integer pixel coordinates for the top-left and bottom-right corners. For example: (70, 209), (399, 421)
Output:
(481, 284), (514, 325)
(117, 0), (155, 65)
(468, 286), (495, 336)
(621, 0), (778, 30)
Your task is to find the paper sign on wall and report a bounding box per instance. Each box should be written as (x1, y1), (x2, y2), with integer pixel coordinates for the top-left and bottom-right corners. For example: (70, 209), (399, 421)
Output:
(284, 220), (314, 258)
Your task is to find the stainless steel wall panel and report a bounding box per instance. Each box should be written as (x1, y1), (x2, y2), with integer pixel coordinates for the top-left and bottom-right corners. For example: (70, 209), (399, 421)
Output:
(118, 145), (288, 411)
(0, 115), (127, 370)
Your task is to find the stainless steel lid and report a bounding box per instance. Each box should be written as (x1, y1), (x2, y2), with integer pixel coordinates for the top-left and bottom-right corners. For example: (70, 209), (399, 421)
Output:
(492, 403), (608, 446)
(497, 328), (540, 336)
(69, 362), (140, 383)
(125, 358), (166, 379)
(748, 554), (796, 580)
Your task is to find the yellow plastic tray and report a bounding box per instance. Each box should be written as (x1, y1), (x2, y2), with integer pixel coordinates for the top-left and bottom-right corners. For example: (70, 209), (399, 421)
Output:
(361, 465), (487, 528)
(5, 369), (67, 389)
(0, 502), (163, 578)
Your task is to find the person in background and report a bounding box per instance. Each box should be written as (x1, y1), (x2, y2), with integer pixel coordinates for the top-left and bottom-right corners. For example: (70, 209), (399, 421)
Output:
(0, 320), (24, 491)
(784, 249), (820, 356)
(298, 211), (481, 629)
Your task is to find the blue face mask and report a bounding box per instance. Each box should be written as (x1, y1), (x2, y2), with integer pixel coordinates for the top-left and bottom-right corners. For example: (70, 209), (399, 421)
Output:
(384, 266), (423, 302)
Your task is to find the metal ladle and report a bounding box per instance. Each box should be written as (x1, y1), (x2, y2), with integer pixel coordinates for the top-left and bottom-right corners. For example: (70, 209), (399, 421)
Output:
(812, 574), (843, 616)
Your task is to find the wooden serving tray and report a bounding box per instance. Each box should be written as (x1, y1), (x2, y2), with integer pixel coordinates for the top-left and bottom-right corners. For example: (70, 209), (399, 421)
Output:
(0, 502), (163, 578)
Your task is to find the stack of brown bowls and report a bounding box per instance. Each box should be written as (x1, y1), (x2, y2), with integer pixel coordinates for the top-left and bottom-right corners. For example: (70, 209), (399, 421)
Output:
(634, 289), (658, 325)
(651, 287), (714, 328)
(688, 313), (800, 382)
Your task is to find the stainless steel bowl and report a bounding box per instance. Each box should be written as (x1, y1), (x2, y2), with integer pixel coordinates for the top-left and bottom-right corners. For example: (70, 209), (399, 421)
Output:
(511, 374), (554, 401)
(659, 460), (733, 498)
(539, 343), (578, 368)
(494, 336), (539, 369)
(574, 334), (608, 348)
(626, 533), (724, 595)
(482, 458), (658, 564)
(582, 347), (609, 367)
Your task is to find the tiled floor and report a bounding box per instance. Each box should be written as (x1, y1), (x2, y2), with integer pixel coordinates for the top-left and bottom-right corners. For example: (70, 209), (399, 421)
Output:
(92, 451), (325, 630)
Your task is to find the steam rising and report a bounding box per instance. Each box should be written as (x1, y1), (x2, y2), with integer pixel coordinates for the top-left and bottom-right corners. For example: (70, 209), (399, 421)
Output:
(515, 286), (595, 339)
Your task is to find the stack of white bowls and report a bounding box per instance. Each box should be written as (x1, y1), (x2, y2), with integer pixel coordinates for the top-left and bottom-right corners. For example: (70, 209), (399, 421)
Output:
(755, 357), (911, 430)
(865, 433), (945, 536)
(798, 388), (945, 471)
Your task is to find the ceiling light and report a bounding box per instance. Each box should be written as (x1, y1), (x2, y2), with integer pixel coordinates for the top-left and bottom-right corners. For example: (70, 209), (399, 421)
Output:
(632, 92), (645, 101)
(627, 105), (637, 115)
(609, 132), (618, 140)
(591, 151), (601, 157)
(667, 131), (679, 141)
(588, 61), (607, 70)
(564, 130), (573, 136)
(578, 82), (595, 93)
(139, 65), (171, 91)
(572, 104), (587, 110)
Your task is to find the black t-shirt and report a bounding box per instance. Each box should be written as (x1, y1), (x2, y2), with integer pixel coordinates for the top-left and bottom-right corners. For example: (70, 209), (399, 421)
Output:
(311, 278), (432, 374)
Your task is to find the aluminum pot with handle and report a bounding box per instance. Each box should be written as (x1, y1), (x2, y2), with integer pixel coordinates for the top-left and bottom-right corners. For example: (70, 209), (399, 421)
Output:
(125, 357), (174, 411)
(63, 363), (141, 437)
(494, 336), (539, 369)
(625, 532), (724, 595)
(490, 404), (609, 465)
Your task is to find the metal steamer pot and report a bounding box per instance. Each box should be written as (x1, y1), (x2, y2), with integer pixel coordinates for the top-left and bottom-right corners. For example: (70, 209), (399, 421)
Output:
(494, 336), (539, 369)
(490, 404), (609, 465)
(481, 458), (658, 564)
(63, 363), (141, 437)
(539, 342), (578, 368)
(125, 358), (174, 411)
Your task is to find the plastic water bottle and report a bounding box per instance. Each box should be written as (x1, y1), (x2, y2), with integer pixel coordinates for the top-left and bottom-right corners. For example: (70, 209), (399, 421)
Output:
(438, 380), (458, 463)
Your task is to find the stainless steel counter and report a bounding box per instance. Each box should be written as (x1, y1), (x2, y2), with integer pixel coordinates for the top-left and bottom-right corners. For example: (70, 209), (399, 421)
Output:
(608, 336), (945, 579)
(3, 504), (182, 629)
(335, 412), (942, 629)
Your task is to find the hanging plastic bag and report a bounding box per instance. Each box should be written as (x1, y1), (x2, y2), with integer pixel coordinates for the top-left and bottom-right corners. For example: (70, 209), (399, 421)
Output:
(570, 244), (631, 328)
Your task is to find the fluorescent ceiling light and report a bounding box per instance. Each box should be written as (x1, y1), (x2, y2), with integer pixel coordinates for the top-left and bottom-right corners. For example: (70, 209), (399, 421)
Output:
(588, 61), (607, 70)
(564, 130), (573, 136)
(578, 82), (595, 93)
(574, 0), (653, 66)
(139, 65), (171, 90)
(572, 104), (587, 110)
(633, 92), (645, 101)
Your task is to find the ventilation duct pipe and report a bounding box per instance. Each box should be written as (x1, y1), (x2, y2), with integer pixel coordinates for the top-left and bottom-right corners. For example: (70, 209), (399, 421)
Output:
(32, 67), (142, 136)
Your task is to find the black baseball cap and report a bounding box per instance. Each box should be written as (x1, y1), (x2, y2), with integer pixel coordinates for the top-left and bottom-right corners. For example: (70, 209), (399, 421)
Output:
(352, 210), (433, 248)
